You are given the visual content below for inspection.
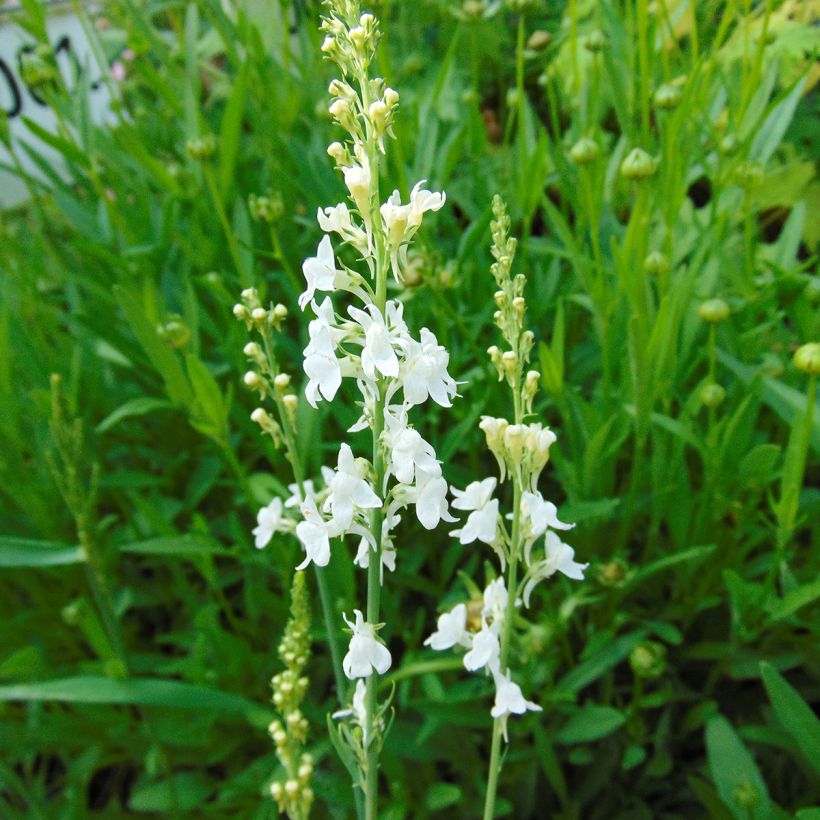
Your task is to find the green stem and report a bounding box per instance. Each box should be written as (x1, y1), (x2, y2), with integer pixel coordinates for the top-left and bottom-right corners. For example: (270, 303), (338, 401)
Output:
(203, 164), (249, 286)
(636, 0), (651, 140)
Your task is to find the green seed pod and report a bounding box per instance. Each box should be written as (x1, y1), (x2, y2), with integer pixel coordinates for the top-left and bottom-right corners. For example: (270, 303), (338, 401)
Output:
(698, 298), (730, 323)
(700, 383), (726, 408)
(620, 148), (657, 180)
(569, 137), (600, 165)
(527, 30), (551, 51)
(793, 342), (820, 376)
(644, 251), (670, 276)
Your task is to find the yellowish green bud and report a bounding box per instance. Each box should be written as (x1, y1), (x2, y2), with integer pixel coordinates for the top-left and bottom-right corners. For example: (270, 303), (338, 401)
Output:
(698, 298), (729, 323)
(644, 251), (670, 276)
(569, 136), (600, 165)
(700, 383), (726, 407)
(527, 30), (551, 51)
(793, 342), (820, 375)
(620, 148), (657, 180)
(653, 83), (681, 110)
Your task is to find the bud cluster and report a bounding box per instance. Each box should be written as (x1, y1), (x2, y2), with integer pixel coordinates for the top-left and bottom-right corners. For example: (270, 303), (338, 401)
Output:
(234, 288), (297, 444)
(321, 6), (381, 79)
(479, 418), (557, 489)
(185, 134), (216, 162)
(249, 191), (285, 224)
(268, 572), (314, 819)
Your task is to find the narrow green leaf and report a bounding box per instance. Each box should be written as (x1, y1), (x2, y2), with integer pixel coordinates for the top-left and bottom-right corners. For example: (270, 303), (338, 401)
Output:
(0, 537), (85, 568)
(555, 705), (626, 744)
(119, 535), (231, 557)
(96, 397), (173, 433)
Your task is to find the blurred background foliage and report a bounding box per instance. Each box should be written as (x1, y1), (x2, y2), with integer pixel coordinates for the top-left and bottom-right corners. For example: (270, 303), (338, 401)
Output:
(0, 0), (818, 816)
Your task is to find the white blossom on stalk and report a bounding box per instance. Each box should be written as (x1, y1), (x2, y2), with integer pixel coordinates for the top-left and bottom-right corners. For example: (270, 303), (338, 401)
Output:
(317, 203), (368, 253)
(347, 302), (408, 380)
(285, 480), (316, 509)
(491, 670), (542, 742)
(413, 468), (456, 530)
(384, 412), (441, 485)
(522, 531), (588, 607)
(450, 478), (500, 545)
(424, 603), (472, 651)
(295, 497), (338, 569)
(303, 318), (342, 408)
(520, 490), (574, 561)
(463, 620), (500, 673)
(252, 498), (287, 548)
(482, 576), (509, 622)
(299, 235), (343, 310)
(324, 443), (381, 531)
(342, 609), (392, 679)
(399, 328), (459, 407)
(343, 157), (372, 223)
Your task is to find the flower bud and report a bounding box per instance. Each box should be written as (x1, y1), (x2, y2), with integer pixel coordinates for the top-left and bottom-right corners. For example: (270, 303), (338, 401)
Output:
(251, 307), (268, 324)
(244, 371), (263, 390)
(620, 148), (657, 180)
(270, 781), (283, 799)
(700, 383), (726, 407)
(629, 641), (667, 680)
(283, 394), (298, 417)
(698, 298), (729, 323)
(583, 30), (607, 52)
(327, 142), (346, 164)
(526, 30), (551, 51)
(512, 296), (526, 317)
(644, 250), (670, 276)
(569, 136), (600, 165)
(185, 134), (216, 161)
(243, 342), (262, 359)
(274, 373), (291, 391)
(232, 303), (249, 321)
(501, 350), (518, 380)
(503, 423), (526, 465)
(597, 558), (628, 587)
(251, 408), (271, 426)
(793, 342), (820, 375)
(285, 779), (299, 797)
(653, 83), (681, 110)
(383, 87), (399, 108)
(494, 290), (507, 307)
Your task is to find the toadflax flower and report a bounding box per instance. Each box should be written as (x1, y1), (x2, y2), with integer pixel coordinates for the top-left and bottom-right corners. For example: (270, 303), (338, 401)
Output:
(253, 497), (285, 548)
(463, 620), (501, 673)
(324, 443), (381, 531)
(399, 328), (459, 407)
(303, 315), (342, 408)
(414, 468), (457, 530)
(520, 490), (574, 561)
(348, 303), (403, 380)
(522, 531), (588, 607)
(295, 497), (338, 569)
(450, 478), (500, 545)
(342, 609), (392, 679)
(491, 670), (542, 742)
(299, 235), (343, 310)
(424, 603), (472, 651)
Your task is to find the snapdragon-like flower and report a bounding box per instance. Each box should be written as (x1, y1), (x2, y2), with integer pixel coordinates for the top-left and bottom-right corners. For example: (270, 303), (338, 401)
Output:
(520, 490), (574, 560)
(324, 443), (381, 530)
(400, 328), (459, 407)
(317, 203), (368, 253)
(342, 609), (392, 679)
(522, 531), (588, 606)
(303, 316), (342, 408)
(463, 620), (501, 673)
(424, 603), (471, 651)
(414, 468), (456, 530)
(450, 478), (500, 545)
(299, 235), (343, 310)
(285, 480), (316, 509)
(491, 670), (542, 742)
(342, 157), (371, 222)
(348, 303), (404, 380)
(295, 497), (338, 569)
(384, 412), (441, 485)
(253, 497), (286, 548)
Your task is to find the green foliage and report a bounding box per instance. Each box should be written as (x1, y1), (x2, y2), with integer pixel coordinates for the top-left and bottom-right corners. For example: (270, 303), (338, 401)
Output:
(0, 0), (818, 817)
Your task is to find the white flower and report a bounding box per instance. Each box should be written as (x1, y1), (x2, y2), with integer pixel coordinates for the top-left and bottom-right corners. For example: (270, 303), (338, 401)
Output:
(463, 620), (500, 673)
(252, 497), (285, 548)
(299, 235), (342, 310)
(285, 480), (316, 509)
(348, 303), (402, 380)
(303, 316), (342, 408)
(414, 468), (457, 530)
(400, 328), (458, 407)
(520, 491), (574, 560)
(491, 670), (542, 741)
(317, 203), (368, 252)
(522, 531), (588, 607)
(324, 443), (381, 530)
(353, 509), (399, 580)
(424, 603), (472, 651)
(385, 413), (441, 485)
(482, 576), (508, 621)
(342, 609), (392, 679)
(450, 478), (499, 545)
(343, 159), (371, 218)
(332, 679), (367, 731)
(295, 497), (337, 569)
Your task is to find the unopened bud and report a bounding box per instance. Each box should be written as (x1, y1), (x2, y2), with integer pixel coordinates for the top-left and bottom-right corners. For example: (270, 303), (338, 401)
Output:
(698, 298), (729, 323)
(285, 779), (299, 797)
(793, 342), (820, 375)
(270, 781), (283, 799)
(383, 87), (399, 108)
(233, 304), (249, 320)
(251, 307), (268, 324)
(244, 371), (263, 390)
(620, 147), (657, 180)
(512, 296), (525, 316)
(654, 83), (681, 110)
(527, 30), (551, 51)
(644, 250), (670, 276)
(243, 342), (262, 358)
(569, 136), (599, 165)
(504, 423), (526, 465)
(501, 350), (518, 378)
(700, 383), (726, 407)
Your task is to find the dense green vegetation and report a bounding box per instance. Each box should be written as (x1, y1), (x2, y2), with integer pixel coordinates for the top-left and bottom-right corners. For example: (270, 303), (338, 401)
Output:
(1, 0), (818, 816)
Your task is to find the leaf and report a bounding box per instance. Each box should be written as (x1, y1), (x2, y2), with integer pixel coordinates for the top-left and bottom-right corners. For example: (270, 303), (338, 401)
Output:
(218, 60), (249, 195)
(554, 705), (626, 744)
(767, 579), (820, 621)
(625, 545), (717, 590)
(128, 773), (212, 812)
(750, 75), (808, 164)
(0, 676), (271, 727)
(705, 714), (772, 819)
(424, 783), (462, 811)
(760, 663), (820, 772)
(0, 537), (85, 568)
(553, 630), (648, 696)
(96, 397), (173, 433)
(738, 444), (781, 488)
(119, 535), (232, 557)
(186, 354), (227, 441)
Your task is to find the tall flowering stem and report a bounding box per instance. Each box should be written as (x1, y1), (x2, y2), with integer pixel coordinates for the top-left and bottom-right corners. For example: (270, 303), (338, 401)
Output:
(424, 198), (588, 818)
(287, 1), (457, 815)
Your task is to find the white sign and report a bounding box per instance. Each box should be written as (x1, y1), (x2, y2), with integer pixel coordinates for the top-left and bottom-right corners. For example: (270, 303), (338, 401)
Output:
(1, 3), (112, 208)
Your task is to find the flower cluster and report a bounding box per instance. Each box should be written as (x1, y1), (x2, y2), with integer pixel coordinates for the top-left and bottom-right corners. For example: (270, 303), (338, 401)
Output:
(268, 573), (314, 820)
(425, 196), (587, 740)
